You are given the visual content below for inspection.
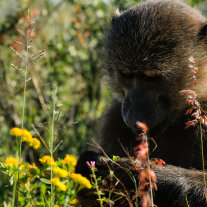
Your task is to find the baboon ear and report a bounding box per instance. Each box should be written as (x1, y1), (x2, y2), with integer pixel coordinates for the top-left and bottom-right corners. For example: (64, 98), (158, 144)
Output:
(112, 8), (121, 24)
(198, 23), (207, 41)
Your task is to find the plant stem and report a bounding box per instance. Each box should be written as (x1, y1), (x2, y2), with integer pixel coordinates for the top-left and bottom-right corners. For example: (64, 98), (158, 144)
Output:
(92, 170), (103, 207)
(147, 139), (154, 206)
(11, 138), (19, 207)
(200, 121), (207, 201)
(50, 87), (56, 207)
(20, 9), (29, 164)
(12, 178), (17, 207)
(16, 9), (30, 206)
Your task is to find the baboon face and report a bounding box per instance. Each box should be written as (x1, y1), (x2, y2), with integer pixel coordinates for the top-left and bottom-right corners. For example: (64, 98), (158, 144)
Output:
(105, 0), (207, 135)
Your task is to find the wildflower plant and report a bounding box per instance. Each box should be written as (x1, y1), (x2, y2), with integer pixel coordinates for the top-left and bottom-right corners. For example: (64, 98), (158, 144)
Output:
(132, 122), (157, 207)
(180, 56), (207, 200)
(5, 9), (45, 206)
(0, 10), (92, 206)
(86, 161), (107, 207)
(180, 57), (207, 128)
(1, 149), (94, 206)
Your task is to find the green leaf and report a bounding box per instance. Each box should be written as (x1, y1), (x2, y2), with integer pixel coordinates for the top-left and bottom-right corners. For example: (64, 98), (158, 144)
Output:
(112, 155), (120, 161)
(40, 178), (51, 185)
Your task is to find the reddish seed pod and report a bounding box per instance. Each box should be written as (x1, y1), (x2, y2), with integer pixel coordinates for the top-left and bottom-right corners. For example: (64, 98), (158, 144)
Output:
(139, 169), (157, 183)
(130, 165), (142, 170)
(141, 192), (151, 207)
(189, 56), (195, 64)
(133, 142), (149, 159)
(201, 117), (205, 124)
(152, 183), (158, 191)
(137, 183), (149, 196)
(154, 159), (159, 164)
(188, 64), (194, 69)
(136, 121), (149, 132)
(186, 108), (193, 115)
(203, 115), (207, 120)
(180, 90), (197, 98)
(194, 67), (198, 72)
(154, 159), (166, 166)
(192, 110), (200, 119)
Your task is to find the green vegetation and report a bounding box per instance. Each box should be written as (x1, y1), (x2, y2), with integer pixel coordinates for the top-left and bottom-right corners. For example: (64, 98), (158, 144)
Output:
(0, 0), (206, 206)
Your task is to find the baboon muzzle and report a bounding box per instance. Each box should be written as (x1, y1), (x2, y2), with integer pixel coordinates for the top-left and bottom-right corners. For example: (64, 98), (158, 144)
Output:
(121, 89), (166, 131)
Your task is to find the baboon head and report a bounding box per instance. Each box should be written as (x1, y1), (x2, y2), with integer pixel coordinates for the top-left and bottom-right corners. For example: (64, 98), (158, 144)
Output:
(104, 0), (207, 135)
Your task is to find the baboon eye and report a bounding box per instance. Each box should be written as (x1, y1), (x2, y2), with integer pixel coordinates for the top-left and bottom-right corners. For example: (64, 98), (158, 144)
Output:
(141, 74), (162, 81)
(118, 69), (134, 79)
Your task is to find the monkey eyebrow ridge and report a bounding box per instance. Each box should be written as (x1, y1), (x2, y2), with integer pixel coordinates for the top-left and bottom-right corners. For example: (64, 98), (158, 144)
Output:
(118, 68), (162, 77)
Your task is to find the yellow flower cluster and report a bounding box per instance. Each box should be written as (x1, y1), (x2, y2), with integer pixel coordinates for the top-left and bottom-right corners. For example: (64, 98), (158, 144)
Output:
(54, 205), (59, 207)
(29, 138), (41, 150)
(4, 158), (26, 169)
(22, 129), (32, 142)
(61, 154), (77, 166)
(10, 127), (22, 136)
(4, 157), (20, 166)
(50, 177), (67, 191)
(70, 198), (78, 205)
(53, 167), (68, 178)
(10, 127), (40, 150)
(39, 155), (57, 166)
(70, 173), (92, 189)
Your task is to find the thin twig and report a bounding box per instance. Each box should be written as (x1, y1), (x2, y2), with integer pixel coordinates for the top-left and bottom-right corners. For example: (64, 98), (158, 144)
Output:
(200, 121), (207, 201)
(32, 124), (50, 152)
(50, 86), (57, 207)
(53, 140), (63, 153)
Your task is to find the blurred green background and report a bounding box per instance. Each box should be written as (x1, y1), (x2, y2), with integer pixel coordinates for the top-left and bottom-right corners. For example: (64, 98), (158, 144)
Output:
(0, 0), (206, 203)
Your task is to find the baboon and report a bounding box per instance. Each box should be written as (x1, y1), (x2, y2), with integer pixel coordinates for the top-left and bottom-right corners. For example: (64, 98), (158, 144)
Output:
(76, 0), (207, 206)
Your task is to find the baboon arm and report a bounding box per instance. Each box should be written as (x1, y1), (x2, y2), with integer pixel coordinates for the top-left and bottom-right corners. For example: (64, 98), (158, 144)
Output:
(153, 164), (207, 207)
(76, 151), (207, 207)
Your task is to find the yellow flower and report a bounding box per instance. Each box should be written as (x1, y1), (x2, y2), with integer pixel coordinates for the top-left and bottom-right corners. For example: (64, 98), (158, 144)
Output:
(70, 198), (78, 205)
(4, 157), (20, 166)
(50, 177), (59, 185)
(50, 177), (67, 192)
(10, 128), (40, 150)
(53, 167), (68, 178)
(58, 181), (67, 191)
(28, 163), (38, 170)
(11, 127), (41, 150)
(61, 154), (77, 166)
(22, 129), (32, 142)
(70, 173), (92, 189)
(54, 205), (59, 207)
(29, 138), (40, 150)
(10, 127), (22, 136)
(39, 155), (57, 166)
(20, 164), (25, 169)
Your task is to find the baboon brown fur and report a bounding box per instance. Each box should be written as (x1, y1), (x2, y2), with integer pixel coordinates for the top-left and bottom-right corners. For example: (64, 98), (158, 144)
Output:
(76, 0), (207, 206)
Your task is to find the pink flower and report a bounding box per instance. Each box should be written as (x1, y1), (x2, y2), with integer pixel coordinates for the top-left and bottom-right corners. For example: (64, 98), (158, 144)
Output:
(86, 161), (95, 169)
